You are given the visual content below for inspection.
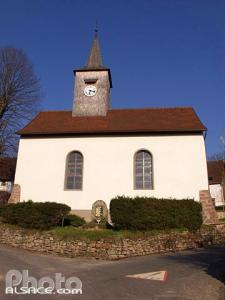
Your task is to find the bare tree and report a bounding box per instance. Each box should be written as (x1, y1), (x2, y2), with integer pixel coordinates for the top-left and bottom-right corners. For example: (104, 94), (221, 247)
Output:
(221, 132), (225, 149)
(0, 47), (40, 156)
(209, 152), (225, 161)
(208, 132), (225, 161)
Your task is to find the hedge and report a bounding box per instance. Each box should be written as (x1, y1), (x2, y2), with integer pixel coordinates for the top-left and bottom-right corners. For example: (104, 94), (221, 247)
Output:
(110, 196), (202, 232)
(0, 201), (71, 230)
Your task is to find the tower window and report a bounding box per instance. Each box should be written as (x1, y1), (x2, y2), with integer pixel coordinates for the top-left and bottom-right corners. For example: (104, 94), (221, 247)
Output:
(84, 78), (97, 84)
(65, 151), (83, 190)
(134, 150), (153, 189)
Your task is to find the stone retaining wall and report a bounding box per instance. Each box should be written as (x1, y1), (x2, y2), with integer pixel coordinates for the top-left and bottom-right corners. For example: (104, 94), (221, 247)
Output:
(1, 225), (225, 260)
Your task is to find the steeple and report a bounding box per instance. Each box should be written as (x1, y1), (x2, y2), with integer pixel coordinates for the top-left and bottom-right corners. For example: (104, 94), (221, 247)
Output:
(72, 29), (112, 117)
(85, 30), (104, 69)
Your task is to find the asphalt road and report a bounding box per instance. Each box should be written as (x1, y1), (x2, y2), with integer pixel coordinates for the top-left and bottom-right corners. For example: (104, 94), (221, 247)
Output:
(0, 244), (225, 300)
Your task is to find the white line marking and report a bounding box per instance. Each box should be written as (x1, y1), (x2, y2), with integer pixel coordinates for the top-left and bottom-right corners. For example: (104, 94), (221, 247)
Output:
(126, 270), (168, 281)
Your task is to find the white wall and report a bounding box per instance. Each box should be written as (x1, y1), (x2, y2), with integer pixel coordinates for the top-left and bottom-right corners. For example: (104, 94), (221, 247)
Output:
(15, 134), (208, 209)
(209, 184), (225, 206)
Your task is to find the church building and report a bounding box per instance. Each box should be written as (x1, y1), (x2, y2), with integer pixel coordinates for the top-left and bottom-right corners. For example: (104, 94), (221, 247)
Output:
(13, 31), (210, 221)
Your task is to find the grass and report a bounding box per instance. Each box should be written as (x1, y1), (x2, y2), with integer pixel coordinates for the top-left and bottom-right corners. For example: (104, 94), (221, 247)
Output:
(0, 221), (190, 241)
(219, 217), (225, 222)
(48, 226), (188, 241)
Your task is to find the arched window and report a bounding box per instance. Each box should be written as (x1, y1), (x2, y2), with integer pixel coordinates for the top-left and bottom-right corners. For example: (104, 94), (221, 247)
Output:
(65, 151), (83, 190)
(134, 150), (153, 189)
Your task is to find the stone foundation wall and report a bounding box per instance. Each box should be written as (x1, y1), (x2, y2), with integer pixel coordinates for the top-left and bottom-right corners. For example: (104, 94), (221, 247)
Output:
(8, 184), (20, 203)
(200, 190), (218, 224)
(0, 224), (225, 260)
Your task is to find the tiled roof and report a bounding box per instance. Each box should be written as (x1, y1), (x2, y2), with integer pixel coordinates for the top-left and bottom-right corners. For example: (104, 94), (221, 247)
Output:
(0, 157), (17, 181)
(207, 160), (225, 185)
(18, 107), (206, 136)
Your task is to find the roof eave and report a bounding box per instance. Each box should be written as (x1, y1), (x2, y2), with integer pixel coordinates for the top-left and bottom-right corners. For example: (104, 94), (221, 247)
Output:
(19, 129), (206, 137)
(73, 68), (113, 88)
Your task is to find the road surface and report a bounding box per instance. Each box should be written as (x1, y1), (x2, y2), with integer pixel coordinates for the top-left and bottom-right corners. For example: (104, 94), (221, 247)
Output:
(0, 244), (225, 299)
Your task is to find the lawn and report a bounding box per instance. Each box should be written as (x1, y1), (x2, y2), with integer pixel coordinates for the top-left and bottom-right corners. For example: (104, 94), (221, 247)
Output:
(48, 226), (187, 241)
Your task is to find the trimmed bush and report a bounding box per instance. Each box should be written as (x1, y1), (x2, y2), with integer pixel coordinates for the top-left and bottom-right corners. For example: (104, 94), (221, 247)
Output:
(110, 196), (202, 232)
(64, 214), (86, 227)
(0, 201), (71, 230)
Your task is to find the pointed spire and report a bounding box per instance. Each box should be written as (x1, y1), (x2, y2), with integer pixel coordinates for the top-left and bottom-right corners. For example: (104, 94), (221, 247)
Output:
(85, 28), (104, 69)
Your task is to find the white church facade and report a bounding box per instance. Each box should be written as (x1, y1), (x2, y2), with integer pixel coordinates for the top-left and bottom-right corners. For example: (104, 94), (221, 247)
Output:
(13, 31), (209, 221)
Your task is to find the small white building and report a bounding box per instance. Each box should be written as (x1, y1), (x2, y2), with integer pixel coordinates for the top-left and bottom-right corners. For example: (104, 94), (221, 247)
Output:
(0, 157), (16, 193)
(14, 32), (209, 221)
(208, 160), (225, 207)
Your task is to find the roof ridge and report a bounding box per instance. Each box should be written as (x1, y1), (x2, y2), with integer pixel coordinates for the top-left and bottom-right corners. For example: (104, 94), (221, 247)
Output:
(109, 106), (194, 111)
(40, 110), (71, 113)
(38, 106), (194, 114)
(208, 160), (224, 163)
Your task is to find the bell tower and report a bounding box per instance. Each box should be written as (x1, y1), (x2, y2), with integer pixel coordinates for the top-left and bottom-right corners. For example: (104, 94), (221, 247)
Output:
(72, 30), (112, 117)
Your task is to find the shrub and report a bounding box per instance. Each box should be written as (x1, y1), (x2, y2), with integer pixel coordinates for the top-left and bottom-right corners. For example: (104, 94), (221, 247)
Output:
(63, 214), (86, 227)
(110, 196), (202, 232)
(0, 201), (71, 230)
(81, 217), (113, 230)
(82, 220), (99, 229)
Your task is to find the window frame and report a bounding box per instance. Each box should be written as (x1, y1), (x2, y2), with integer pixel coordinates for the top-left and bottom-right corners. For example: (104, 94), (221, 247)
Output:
(64, 151), (84, 191)
(133, 149), (154, 190)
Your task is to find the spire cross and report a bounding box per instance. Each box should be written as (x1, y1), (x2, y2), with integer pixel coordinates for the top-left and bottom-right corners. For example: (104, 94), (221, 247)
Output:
(95, 20), (98, 37)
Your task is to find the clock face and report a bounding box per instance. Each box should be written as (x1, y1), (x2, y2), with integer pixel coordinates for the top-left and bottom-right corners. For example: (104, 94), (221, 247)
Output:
(84, 85), (97, 97)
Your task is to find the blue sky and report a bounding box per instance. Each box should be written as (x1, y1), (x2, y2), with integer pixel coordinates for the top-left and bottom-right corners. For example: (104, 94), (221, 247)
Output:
(0, 0), (224, 156)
